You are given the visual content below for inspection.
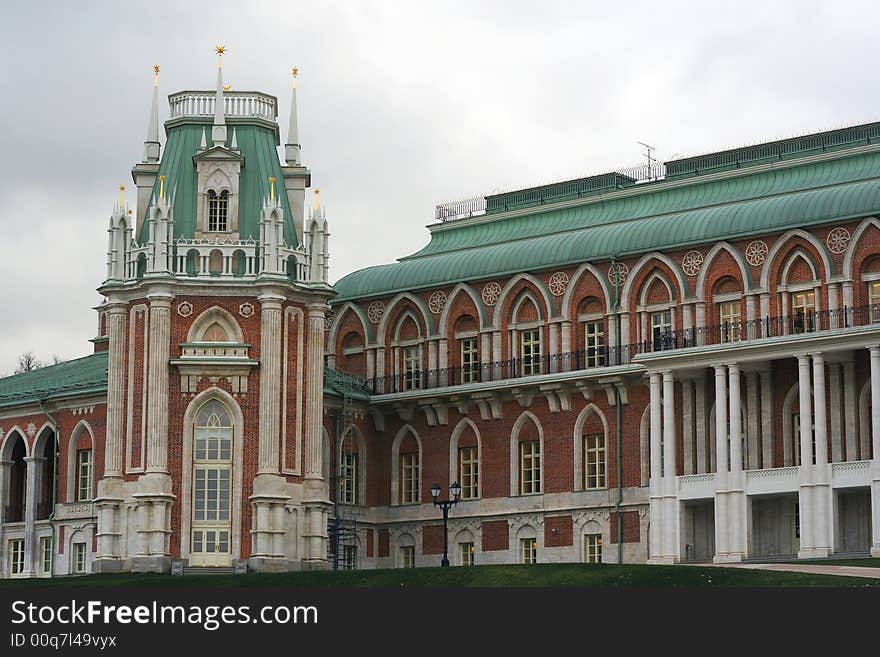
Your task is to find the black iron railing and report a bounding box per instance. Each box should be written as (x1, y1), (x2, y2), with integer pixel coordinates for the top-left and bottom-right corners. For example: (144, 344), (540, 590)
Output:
(363, 304), (880, 394)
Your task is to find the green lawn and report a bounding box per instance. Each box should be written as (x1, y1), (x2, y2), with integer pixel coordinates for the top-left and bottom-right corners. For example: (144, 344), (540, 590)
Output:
(0, 562), (877, 588)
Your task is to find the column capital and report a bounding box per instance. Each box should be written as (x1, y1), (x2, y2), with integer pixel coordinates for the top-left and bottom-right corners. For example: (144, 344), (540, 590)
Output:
(869, 345), (880, 356)
(104, 300), (129, 315)
(306, 301), (330, 317)
(797, 354), (811, 365)
(714, 364), (727, 375)
(727, 362), (741, 373)
(23, 456), (46, 464)
(258, 294), (285, 310)
(811, 352), (825, 363)
(648, 371), (662, 383)
(146, 291), (174, 305)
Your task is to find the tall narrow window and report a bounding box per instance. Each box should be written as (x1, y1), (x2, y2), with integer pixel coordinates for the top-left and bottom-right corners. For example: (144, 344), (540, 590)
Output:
(520, 441), (541, 495)
(459, 542), (475, 566)
(459, 446), (479, 499)
(73, 543), (87, 574)
(9, 539), (24, 575)
(718, 300), (741, 343)
(399, 545), (415, 568)
(340, 452), (358, 505)
(869, 282), (880, 323)
(584, 534), (603, 563)
(521, 329), (542, 375)
(401, 452), (419, 503)
(791, 291), (815, 334)
(651, 310), (672, 351)
(40, 536), (52, 575)
(585, 320), (605, 367)
(520, 538), (537, 564)
(208, 190), (229, 232)
(792, 412), (816, 466)
(76, 449), (93, 501)
(403, 345), (421, 391)
(584, 433), (607, 490)
(460, 338), (480, 383)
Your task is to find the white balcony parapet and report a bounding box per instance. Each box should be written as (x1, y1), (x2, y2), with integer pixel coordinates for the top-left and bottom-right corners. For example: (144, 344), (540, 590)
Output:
(745, 465), (799, 495)
(831, 459), (871, 488)
(168, 91), (278, 123)
(677, 472), (715, 499)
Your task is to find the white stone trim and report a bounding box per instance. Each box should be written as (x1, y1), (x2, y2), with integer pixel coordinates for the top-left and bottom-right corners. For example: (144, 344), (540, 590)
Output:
(281, 306), (305, 475)
(510, 411), (544, 497)
(448, 418), (482, 500)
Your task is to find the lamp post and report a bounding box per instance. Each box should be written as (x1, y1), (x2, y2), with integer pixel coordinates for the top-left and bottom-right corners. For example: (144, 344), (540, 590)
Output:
(430, 481), (461, 567)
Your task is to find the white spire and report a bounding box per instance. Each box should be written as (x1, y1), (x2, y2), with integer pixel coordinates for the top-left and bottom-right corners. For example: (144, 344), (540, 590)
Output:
(231, 127), (238, 149)
(143, 65), (161, 163)
(200, 127), (207, 150)
(212, 46), (227, 147)
(285, 67), (301, 165)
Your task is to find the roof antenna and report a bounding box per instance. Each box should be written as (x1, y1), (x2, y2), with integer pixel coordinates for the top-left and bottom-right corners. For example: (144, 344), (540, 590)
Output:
(638, 141), (657, 180)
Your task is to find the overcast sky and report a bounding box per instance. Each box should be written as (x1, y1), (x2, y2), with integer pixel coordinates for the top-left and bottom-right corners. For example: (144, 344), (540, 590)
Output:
(0, 0), (877, 374)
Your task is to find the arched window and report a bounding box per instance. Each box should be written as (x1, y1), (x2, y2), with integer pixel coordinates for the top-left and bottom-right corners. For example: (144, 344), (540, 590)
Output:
(208, 190), (229, 232)
(191, 399), (233, 566)
(202, 322), (230, 343)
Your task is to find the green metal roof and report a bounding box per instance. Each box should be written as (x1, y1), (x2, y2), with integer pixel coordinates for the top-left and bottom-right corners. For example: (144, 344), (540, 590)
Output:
(140, 123), (297, 246)
(333, 147), (880, 301)
(323, 367), (371, 401)
(0, 352), (108, 409)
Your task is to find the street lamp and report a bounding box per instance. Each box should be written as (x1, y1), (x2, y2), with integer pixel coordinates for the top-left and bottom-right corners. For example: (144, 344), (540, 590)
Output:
(430, 481), (461, 567)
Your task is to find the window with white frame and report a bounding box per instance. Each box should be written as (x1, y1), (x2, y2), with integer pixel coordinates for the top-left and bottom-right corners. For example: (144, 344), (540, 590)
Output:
(401, 452), (419, 503)
(584, 433), (607, 489)
(520, 441), (541, 495)
(340, 452), (357, 505)
(76, 449), (93, 502)
(584, 534), (603, 563)
(403, 345), (422, 390)
(792, 413), (816, 466)
(869, 281), (880, 323)
(791, 291), (815, 334)
(73, 542), (87, 574)
(207, 190), (229, 232)
(651, 310), (672, 351)
(9, 539), (24, 575)
(40, 536), (52, 575)
(718, 300), (741, 343)
(520, 537), (537, 564)
(399, 545), (415, 568)
(460, 337), (480, 383)
(459, 542), (475, 566)
(585, 320), (605, 367)
(520, 329), (542, 375)
(459, 446), (479, 499)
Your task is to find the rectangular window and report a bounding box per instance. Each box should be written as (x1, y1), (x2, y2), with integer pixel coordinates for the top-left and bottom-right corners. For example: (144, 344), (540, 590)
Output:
(459, 446), (479, 500)
(401, 452), (419, 504)
(459, 542), (475, 566)
(520, 329), (542, 376)
(651, 310), (672, 351)
(870, 282), (880, 323)
(520, 441), (541, 495)
(791, 291), (816, 334)
(399, 545), (415, 568)
(584, 534), (603, 563)
(584, 433), (607, 490)
(340, 452), (357, 505)
(9, 539), (24, 575)
(76, 449), (93, 502)
(520, 538), (537, 564)
(403, 345), (421, 390)
(585, 320), (605, 367)
(40, 536), (52, 575)
(718, 300), (741, 343)
(460, 338), (480, 383)
(792, 413), (816, 466)
(208, 191), (228, 232)
(73, 543), (87, 574)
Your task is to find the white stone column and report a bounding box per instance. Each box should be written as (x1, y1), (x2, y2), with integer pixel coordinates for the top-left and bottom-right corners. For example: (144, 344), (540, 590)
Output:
(682, 379), (694, 475)
(812, 353), (831, 555)
(695, 302), (706, 346)
(870, 346), (880, 556)
(713, 365), (729, 561)
(797, 354), (815, 557)
(618, 312), (631, 360)
(258, 295), (284, 473)
(746, 371), (760, 469)
(828, 284), (840, 328)
(662, 370), (677, 561)
(548, 322), (560, 374)
(146, 294), (172, 473)
(22, 457), (39, 576)
(828, 362), (843, 463)
(728, 364), (745, 560)
(760, 370), (773, 469)
(695, 376), (708, 474)
(648, 372), (663, 562)
(745, 294), (757, 340)
(759, 294), (771, 337)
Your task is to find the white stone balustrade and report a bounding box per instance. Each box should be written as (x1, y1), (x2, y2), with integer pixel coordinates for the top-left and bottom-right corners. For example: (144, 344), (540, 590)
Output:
(745, 466), (799, 495)
(168, 91), (277, 122)
(677, 472), (715, 500)
(830, 460), (871, 488)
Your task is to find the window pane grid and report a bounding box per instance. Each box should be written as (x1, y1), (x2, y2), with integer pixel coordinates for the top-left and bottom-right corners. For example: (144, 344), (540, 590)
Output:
(459, 446), (479, 499)
(340, 452), (357, 505)
(77, 449), (93, 501)
(584, 433), (607, 489)
(9, 539), (24, 575)
(401, 452), (419, 503)
(584, 534), (603, 563)
(459, 542), (475, 566)
(651, 310), (672, 351)
(718, 301), (741, 343)
(73, 543), (86, 574)
(791, 291), (816, 334)
(460, 338), (480, 383)
(585, 321), (605, 367)
(399, 545), (415, 568)
(521, 329), (542, 375)
(403, 345), (421, 390)
(520, 537), (537, 564)
(870, 282), (880, 323)
(520, 441), (541, 495)
(41, 536), (52, 574)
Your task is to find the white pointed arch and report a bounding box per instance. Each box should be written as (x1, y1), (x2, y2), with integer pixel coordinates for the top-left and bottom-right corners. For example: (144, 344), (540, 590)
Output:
(637, 269), (675, 307)
(392, 309), (424, 342)
(759, 229), (833, 289)
(376, 293), (434, 343)
(437, 283), (487, 335)
(66, 420), (95, 503)
(620, 252), (688, 309)
(448, 418), (482, 498)
(0, 426), (29, 459)
(32, 422), (56, 455)
(779, 248), (819, 285)
(509, 410), (544, 496)
(842, 216), (880, 279)
(180, 387), (245, 562)
(391, 424), (423, 506)
(561, 263), (613, 316)
(328, 301), (373, 347)
(573, 403), (610, 491)
(491, 273), (555, 326)
(510, 289), (544, 323)
(695, 241), (752, 298)
(187, 305), (243, 343)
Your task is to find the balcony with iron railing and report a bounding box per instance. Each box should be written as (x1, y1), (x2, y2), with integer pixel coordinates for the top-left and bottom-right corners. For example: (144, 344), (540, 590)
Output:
(363, 304), (880, 396)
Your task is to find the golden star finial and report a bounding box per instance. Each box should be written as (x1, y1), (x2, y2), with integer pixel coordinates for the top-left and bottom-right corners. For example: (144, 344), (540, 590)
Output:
(268, 176), (276, 201)
(215, 45), (226, 55)
(223, 84), (231, 91)
(314, 188), (320, 209)
(292, 67), (298, 78)
(153, 64), (160, 74)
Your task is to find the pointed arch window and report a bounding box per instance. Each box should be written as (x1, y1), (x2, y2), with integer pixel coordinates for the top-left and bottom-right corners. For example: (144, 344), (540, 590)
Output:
(208, 190), (229, 232)
(202, 322), (230, 343)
